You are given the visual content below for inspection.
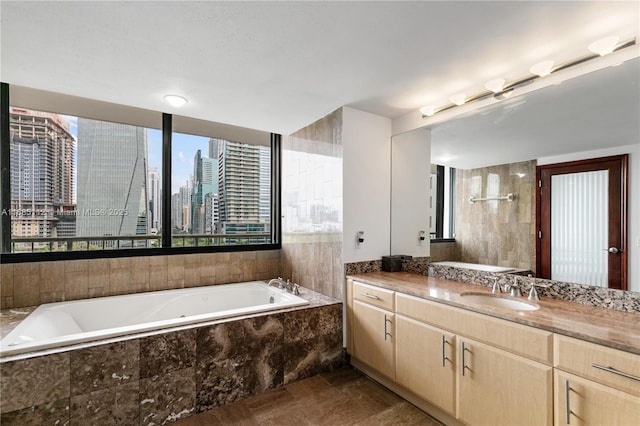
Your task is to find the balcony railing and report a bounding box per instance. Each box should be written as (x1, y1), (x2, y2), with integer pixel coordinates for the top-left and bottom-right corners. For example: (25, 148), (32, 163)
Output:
(10, 233), (272, 253)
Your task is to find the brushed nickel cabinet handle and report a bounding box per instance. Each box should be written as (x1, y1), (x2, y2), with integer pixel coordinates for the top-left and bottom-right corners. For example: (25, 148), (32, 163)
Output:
(592, 363), (640, 381)
(564, 379), (571, 424)
(361, 293), (381, 300)
(384, 315), (392, 341)
(461, 341), (470, 376)
(441, 334), (451, 367)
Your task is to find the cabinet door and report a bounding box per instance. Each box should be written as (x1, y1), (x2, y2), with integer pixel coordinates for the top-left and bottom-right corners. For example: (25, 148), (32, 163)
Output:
(396, 315), (456, 415)
(555, 370), (640, 426)
(352, 300), (395, 379)
(457, 338), (552, 426)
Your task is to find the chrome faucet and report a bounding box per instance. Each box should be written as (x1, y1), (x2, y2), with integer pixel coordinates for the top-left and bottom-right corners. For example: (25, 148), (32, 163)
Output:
(268, 277), (298, 294)
(491, 277), (502, 294)
(268, 277), (287, 289)
(505, 277), (522, 297)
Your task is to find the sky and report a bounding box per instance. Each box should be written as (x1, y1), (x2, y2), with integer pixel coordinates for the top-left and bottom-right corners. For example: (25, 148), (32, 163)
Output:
(64, 115), (210, 195)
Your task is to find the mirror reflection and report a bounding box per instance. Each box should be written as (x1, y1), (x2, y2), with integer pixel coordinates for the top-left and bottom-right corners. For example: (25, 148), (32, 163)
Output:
(424, 57), (639, 292)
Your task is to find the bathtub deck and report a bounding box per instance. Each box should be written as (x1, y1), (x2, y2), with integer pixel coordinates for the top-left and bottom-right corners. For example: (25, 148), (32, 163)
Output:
(174, 365), (443, 426)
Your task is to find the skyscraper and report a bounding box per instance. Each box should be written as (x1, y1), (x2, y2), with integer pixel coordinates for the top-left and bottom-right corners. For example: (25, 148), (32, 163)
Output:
(148, 166), (161, 232)
(217, 141), (267, 241)
(76, 119), (148, 239)
(9, 107), (75, 242)
(190, 150), (217, 234)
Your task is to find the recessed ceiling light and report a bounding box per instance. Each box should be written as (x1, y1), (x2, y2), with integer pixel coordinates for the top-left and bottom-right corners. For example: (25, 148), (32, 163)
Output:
(485, 78), (505, 93)
(164, 94), (189, 107)
(588, 36), (620, 56)
(529, 60), (555, 77)
(449, 93), (467, 106)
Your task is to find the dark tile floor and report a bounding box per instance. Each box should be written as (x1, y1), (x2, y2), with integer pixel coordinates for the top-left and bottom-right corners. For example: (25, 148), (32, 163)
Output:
(174, 365), (443, 425)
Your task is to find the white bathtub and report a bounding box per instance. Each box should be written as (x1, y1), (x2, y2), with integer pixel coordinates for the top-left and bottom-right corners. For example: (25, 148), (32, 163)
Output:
(0, 281), (309, 357)
(431, 261), (515, 273)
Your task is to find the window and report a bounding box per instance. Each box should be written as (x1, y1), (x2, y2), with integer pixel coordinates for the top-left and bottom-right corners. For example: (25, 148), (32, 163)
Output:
(170, 133), (272, 247)
(429, 164), (456, 240)
(0, 84), (280, 259)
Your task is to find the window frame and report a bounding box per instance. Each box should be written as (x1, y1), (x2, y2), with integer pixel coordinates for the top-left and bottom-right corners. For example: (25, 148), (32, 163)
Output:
(430, 164), (456, 242)
(0, 83), (281, 263)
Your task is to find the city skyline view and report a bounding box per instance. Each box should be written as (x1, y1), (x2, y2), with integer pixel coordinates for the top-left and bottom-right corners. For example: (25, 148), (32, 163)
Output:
(8, 107), (272, 251)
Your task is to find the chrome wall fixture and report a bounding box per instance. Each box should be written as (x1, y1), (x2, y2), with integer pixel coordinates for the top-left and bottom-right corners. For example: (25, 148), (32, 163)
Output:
(420, 36), (637, 118)
(469, 193), (514, 203)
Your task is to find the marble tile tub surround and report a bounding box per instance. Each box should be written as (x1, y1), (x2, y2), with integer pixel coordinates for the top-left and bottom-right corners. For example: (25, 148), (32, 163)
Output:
(0, 250), (281, 310)
(429, 264), (640, 313)
(0, 288), (343, 425)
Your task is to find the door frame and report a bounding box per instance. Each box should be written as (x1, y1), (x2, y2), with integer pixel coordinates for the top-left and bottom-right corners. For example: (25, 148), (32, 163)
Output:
(536, 154), (628, 290)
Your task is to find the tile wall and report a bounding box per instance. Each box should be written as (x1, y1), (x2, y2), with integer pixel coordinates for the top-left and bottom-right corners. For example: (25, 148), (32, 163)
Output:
(455, 160), (536, 271)
(281, 108), (344, 300)
(0, 250), (281, 309)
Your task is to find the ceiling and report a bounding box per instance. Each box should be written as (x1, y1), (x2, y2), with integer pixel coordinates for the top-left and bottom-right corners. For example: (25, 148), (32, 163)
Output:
(1, 1), (639, 144)
(431, 57), (640, 169)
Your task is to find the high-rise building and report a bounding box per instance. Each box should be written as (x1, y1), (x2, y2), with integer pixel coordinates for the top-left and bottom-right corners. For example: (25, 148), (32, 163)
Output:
(190, 150), (217, 234)
(179, 181), (192, 231)
(76, 119), (148, 239)
(9, 107), (75, 242)
(259, 145), (271, 226)
(148, 166), (161, 232)
(217, 141), (267, 241)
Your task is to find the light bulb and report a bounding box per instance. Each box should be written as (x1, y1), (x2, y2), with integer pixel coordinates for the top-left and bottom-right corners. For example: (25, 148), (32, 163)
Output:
(164, 94), (189, 107)
(485, 78), (505, 93)
(588, 36), (620, 56)
(420, 105), (436, 117)
(529, 60), (554, 77)
(449, 93), (467, 106)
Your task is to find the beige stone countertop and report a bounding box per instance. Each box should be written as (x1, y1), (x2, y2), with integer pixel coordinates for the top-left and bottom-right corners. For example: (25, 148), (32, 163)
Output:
(348, 272), (640, 355)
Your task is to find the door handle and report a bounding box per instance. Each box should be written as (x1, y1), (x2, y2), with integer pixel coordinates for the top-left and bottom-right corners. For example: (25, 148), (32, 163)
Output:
(604, 247), (620, 254)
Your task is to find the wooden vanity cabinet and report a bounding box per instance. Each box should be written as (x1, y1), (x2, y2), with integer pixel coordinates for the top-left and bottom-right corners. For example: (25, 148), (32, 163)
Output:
(456, 337), (552, 426)
(395, 292), (553, 426)
(349, 280), (396, 380)
(395, 314), (456, 415)
(553, 334), (640, 425)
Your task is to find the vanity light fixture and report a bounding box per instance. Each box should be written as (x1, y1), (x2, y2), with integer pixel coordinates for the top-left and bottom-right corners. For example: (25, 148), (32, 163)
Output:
(420, 35), (636, 118)
(589, 36), (620, 56)
(419, 105), (436, 117)
(485, 78), (506, 93)
(449, 93), (467, 106)
(529, 60), (555, 77)
(164, 94), (189, 107)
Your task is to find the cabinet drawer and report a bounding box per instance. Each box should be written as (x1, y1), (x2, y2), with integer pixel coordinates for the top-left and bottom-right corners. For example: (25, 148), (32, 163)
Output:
(554, 334), (640, 396)
(396, 293), (553, 365)
(353, 281), (395, 311)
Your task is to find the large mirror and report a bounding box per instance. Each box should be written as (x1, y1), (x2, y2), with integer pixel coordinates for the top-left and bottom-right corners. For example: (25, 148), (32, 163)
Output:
(411, 57), (639, 292)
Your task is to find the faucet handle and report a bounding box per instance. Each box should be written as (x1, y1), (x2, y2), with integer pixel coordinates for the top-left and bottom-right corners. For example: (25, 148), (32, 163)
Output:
(491, 278), (502, 294)
(528, 284), (539, 301)
(292, 283), (300, 295)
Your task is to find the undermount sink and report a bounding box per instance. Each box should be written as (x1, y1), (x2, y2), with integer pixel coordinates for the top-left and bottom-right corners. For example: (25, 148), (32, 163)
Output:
(460, 293), (539, 311)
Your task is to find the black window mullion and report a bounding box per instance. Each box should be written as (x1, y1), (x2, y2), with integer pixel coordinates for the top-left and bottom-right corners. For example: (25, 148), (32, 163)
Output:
(435, 164), (445, 239)
(270, 133), (281, 245)
(161, 113), (172, 248)
(1, 83), (11, 254)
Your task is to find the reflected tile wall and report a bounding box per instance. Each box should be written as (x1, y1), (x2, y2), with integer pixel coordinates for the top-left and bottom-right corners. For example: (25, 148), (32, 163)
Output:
(455, 160), (536, 271)
(282, 108), (344, 300)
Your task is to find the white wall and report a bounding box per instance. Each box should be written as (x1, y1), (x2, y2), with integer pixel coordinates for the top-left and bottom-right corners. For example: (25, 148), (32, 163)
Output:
(342, 107), (392, 263)
(391, 129), (431, 257)
(538, 144), (640, 292)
